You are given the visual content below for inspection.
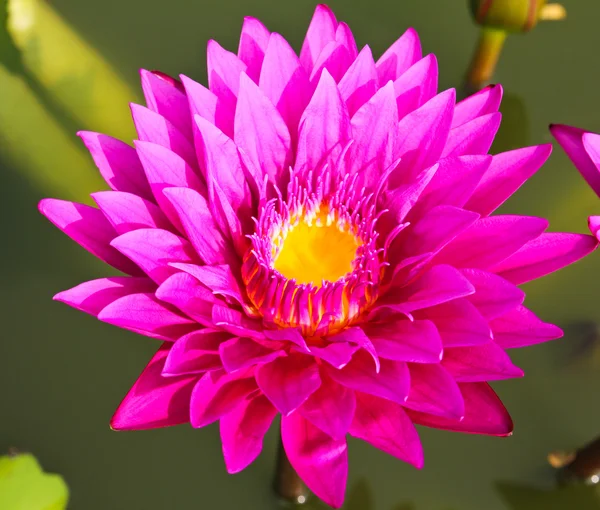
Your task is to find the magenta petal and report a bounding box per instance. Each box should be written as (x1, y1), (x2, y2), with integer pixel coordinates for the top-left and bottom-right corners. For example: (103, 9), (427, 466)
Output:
(180, 75), (220, 128)
(407, 382), (513, 436)
(299, 372), (356, 440)
(78, 131), (153, 201)
(54, 276), (155, 316)
(394, 54), (438, 120)
(338, 45), (378, 117)
(207, 39), (247, 107)
(310, 39), (353, 84)
(335, 22), (358, 60)
(259, 33), (311, 139)
(376, 27), (421, 85)
(255, 353), (321, 415)
(452, 84), (503, 129)
(328, 327), (380, 372)
(110, 228), (198, 284)
(442, 112), (501, 158)
(461, 268), (525, 320)
(190, 371), (258, 428)
(404, 363), (464, 419)
(491, 233), (599, 285)
(325, 351), (410, 405)
(416, 299), (492, 347)
(156, 272), (219, 326)
(163, 330), (229, 376)
(434, 215), (548, 269)
(162, 187), (231, 265)
(442, 342), (524, 382)
(308, 342), (359, 369)
(130, 103), (196, 168)
(219, 337), (285, 373)
(380, 264), (475, 315)
(590, 216), (600, 240)
(466, 144), (553, 216)
(295, 70), (350, 175)
(220, 395), (277, 473)
(234, 73), (292, 188)
(349, 82), (398, 184)
(392, 89), (456, 184)
(92, 191), (172, 235)
(491, 306), (563, 349)
(350, 392), (423, 468)
(299, 4), (338, 73)
(212, 305), (265, 340)
(237, 16), (270, 82)
(98, 292), (197, 340)
(111, 343), (196, 430)
(38, 199), (142, 276)
(362, 319), (443, 363)
(550, 124), (600, 197)
(281, 412), (348, 509)
(140, 69), (191, 139)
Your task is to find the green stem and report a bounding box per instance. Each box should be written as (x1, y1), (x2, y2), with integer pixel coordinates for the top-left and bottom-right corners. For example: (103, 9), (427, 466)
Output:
(465, 27), (507, 92)
(273, 437), (308, 505)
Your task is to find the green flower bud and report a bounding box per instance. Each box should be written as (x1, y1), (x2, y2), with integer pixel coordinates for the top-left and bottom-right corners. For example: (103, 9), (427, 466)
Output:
(469, 0), (566, 33)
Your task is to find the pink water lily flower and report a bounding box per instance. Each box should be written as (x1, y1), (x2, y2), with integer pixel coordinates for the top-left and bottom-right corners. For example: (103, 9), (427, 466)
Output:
(40, 5), (598, 507)
(550, 124), (600, 240)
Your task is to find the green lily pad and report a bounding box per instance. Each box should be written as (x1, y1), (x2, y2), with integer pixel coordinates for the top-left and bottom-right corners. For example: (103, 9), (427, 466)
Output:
(0, 453), (69, 510)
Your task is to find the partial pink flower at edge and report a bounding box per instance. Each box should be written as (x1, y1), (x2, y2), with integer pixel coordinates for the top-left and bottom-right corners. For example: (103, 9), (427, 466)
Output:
(40, 5), (599, 508)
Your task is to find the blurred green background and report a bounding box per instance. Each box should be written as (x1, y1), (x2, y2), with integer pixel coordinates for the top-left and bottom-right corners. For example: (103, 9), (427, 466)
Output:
(1, 0), (600, 509)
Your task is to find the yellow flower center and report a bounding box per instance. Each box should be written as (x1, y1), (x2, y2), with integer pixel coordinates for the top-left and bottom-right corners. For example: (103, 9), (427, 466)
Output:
(272, 213), (360, 287)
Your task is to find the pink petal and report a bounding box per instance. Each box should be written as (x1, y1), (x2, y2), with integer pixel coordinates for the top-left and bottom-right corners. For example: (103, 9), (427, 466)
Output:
(442, 113), (501, 157)
(155, 272), (219, 326)
(299, 372), (356, 440)
(255, 353), (321, 415)
(325, 351), (410, 405)
(219, 337), (285, 373)
(299, 4), (338, 73)
(130, 103), (196, 168)
(110, 228), (198, 284)
(442, 342), (524, 382)
(349, 82), (398, 184)
(362, 319), (443, 363)
(190, 371), (258, 428)
(376, 27), (422, 85)
(220, 395), (277, 473)
(452, 84), (503, 129)
(38, 199), (142, 275)
(394, 54), (438, 120)
(259, 33), (311, 140)
(162, 187), (231, 266)
(415, 298), (493, 347)
(404, 363), (464, 419)
(98, 292), (197, 340)
(308, 342), (359, 369)
(466, 144), (553, 216)
(434, 215), (548, 270)
(92, 191), (172, 235)
(54, 276), (155, 316)
(78, 131), (153, 201)
(111, 343), (197, 430)
(491, 306), (563, 349)
(281, 411), (348, 509)
(310, 40), (353, 84)
(295, 70), (350, 175)
(237, 16), (271, 82)
(335, 22), (358, 60)
(550, 124), (600, 197)
(169, 263), (246, 307)
(380, 264), (475, 315)
(328, 327), (380, 372)
(407, 382), (513, 436)
(234, 73), (292, 189)
(491, 233), (599, 285)
(134, 140), (206, 232)
(140, 69), (191, 139)
(391, 89), (456, 185)
(590, 215), (600, 240)
(350, 392), (423, 468)
(180, 75), (220, 128)
(212, 305), (265, 341)
(163, 329), (229, 376)
(461, 268), (525, 320)
(206, 40), (247, 134)
(338, 45), (378, 117)
(412, 155), (491, 214)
